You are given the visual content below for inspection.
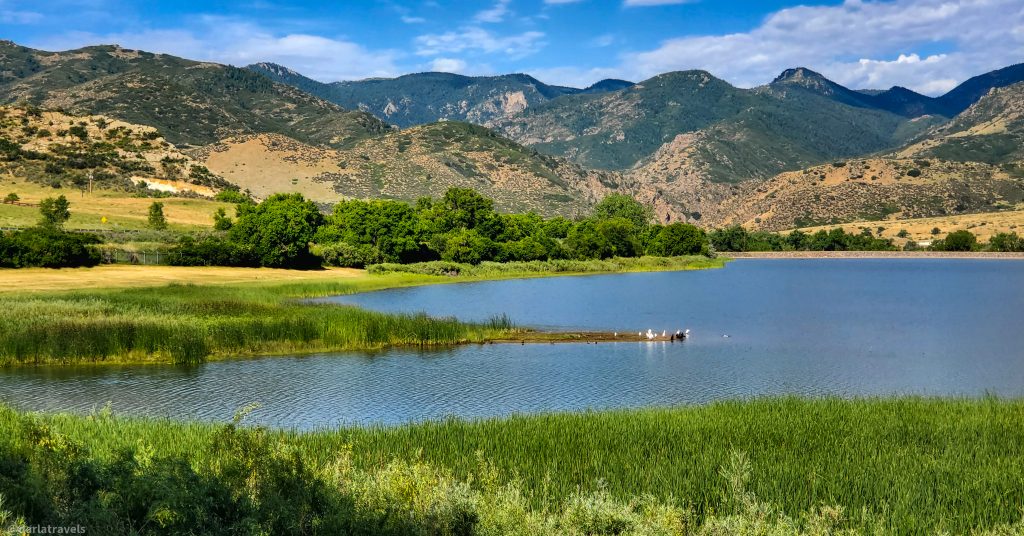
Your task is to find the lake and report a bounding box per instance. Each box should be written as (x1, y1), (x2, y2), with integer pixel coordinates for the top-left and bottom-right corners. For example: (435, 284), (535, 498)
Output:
(2, 259), (1023, 429)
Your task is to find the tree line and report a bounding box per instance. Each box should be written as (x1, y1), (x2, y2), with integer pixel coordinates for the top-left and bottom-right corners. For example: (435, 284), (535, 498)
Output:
(171, 189), (710, 268)
(4, 188), (1023, 269)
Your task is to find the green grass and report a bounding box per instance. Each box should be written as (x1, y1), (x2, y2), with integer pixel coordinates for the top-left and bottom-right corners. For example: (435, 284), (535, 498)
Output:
(5, 398), (1024, 534)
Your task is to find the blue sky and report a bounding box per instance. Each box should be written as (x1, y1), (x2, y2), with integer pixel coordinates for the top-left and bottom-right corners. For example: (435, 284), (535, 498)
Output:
(2, 0), (1022, 95)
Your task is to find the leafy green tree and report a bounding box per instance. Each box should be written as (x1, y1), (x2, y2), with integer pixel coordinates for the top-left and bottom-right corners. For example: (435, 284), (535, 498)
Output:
(709, 226), (750, 252)
(540, 216), (573, 239)
(213, 207), (233, 231)
(596, 217), (641, 257)
(593, 194), (653, 230)
(228, 193), (325, 268)
(3, 193), (18, 203)
(936, 230), (977, 252)
(148, 202), (167, 230)
(433, 187), (497, 233)
(315, 199), (423, 263)
(440, 229), (496, 264)
(988, 232), (1024, 252)
(647, 223), (708, 256)
(565, 219), (612, 259)
(38, 195), (71, 228)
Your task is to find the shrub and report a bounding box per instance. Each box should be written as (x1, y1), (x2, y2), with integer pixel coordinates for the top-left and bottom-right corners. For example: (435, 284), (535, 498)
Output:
(988, 232), (1024, 252)
(0, 228), (101, 268)
(647, 223), (709, 256)
(2, 193), (17, 203)
(906, 168), (922, 177)
(934, 230), (977, 252)
(214, 188), (250, 204)
(168, 236), (257, 267)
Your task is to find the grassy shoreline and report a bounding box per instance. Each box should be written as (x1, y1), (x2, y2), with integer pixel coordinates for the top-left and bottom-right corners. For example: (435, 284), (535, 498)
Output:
(2, 397), (1023, 534)
(0, 255), (723, 366)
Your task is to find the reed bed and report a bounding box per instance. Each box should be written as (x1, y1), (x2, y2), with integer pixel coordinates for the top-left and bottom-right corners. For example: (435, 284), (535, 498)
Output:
(20, 398), (1024, 534)
(368, 255), (725, 277)
(0, 276), (515, 365)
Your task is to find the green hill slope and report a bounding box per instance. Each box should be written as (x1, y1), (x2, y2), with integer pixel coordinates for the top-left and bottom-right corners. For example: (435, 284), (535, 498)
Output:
(0, 41), (390, 148)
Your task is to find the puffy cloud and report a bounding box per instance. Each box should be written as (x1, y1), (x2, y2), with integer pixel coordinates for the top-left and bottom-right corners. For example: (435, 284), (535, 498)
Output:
(475, 0), (511, 23)
(28, 18), (402, 82)
(430, 57), (468, 73)
(616, 0), (1024, 94)
(415, 27), (545, 59)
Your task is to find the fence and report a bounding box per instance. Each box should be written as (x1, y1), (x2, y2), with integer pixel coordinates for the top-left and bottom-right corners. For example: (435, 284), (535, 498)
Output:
(100, 249), (170, 265)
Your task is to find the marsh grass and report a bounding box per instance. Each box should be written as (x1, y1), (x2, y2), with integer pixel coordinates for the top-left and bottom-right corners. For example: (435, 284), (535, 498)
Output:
(368, 255), (725, 277)
(8, 398), (1024, 534)
(0, 275), (516, 365)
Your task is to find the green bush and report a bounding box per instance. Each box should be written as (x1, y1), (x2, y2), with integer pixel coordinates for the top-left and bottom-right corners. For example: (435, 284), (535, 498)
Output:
(0, 228), (101, 268)
(648, 223), (708, 256)
(933, 230), (977, 252)
(168, 236), (257, 267)
(988, 232), (1024, 252)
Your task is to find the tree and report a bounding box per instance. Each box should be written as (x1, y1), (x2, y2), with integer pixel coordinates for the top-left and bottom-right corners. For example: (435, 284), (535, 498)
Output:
(213, 207), (233, 231)
(989, 232), (1024, 252)
(709, 226), (750, 252)
(647, 223), (708, 256)
(228, 193), (325, 268)
(593, 194), (652, 229)
(432, 187), (497, 233)
(38, 195), (70, 228)
(565, 219), (612, 259)
(3, 193), (18, 203)
(937, 230), (977, 252)
(315, 199), (423, 263)
(148, 202), (167, 230)
(440, 229), (496, 264)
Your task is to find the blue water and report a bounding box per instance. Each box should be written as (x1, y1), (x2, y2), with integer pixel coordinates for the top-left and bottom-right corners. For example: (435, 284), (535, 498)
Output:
(1, 259), (1022, 429)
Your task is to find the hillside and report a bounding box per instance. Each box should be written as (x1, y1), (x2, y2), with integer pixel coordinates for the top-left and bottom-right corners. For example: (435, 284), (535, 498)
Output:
(0, 41), (390, 148)
(711, 158), (1024, 231)
(895, 82), (1024, 167)
(0, 105), (234, 229)
(192, 122), (624, 216)
(248, 64), (633, 128)
(0, 104), (230, 196)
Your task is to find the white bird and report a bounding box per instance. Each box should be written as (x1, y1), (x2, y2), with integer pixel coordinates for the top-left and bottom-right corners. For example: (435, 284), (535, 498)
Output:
(662, 330), (666, 337)
(638, 331), (642, 338)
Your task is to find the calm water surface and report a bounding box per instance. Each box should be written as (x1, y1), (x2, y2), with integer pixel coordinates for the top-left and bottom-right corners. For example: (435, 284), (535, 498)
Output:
(2, 259), (1023, 429)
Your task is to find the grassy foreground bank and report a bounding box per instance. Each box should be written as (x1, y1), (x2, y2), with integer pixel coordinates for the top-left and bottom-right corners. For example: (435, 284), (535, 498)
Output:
(0, 256), (721, 365)
(2, 398), (1023, 534)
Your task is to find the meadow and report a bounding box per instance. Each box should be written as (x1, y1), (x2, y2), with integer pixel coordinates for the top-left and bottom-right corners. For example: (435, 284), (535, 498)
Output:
(0, 256), (721, 365)
(2, 398), (1022, 534)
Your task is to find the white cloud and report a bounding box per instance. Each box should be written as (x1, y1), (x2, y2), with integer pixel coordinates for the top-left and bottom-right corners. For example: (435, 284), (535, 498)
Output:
(565, 0), (1024, 95)
(430, 57), (468, 73)
(28, 18), (402, 82)
(544, 0), (584, 4)
(415, 27), (545, 59)
(401, 15), (426, 24)
(474, 0), (511, 23)
(624, 0), (696, 6)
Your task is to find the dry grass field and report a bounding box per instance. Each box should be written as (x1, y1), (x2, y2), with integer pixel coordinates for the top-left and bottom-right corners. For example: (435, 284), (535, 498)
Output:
(0, 177), (233, 230)
(0, 265), (364, 293)
(795, 208), (1024, 244)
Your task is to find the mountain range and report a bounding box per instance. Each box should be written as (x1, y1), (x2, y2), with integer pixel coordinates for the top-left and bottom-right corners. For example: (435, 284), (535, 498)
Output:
(2, 40), (1023, 231)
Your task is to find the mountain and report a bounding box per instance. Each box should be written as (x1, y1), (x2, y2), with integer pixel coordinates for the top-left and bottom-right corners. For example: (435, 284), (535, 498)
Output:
(192, 122), (625, 216)
(581, 79), (635, 94)
(936, 63), (1024, 116)
(895, 81), (1024, 168)
(496, 69), (937, 179)
(247, 63), (632, 127)
(0, 41), (390, 148)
